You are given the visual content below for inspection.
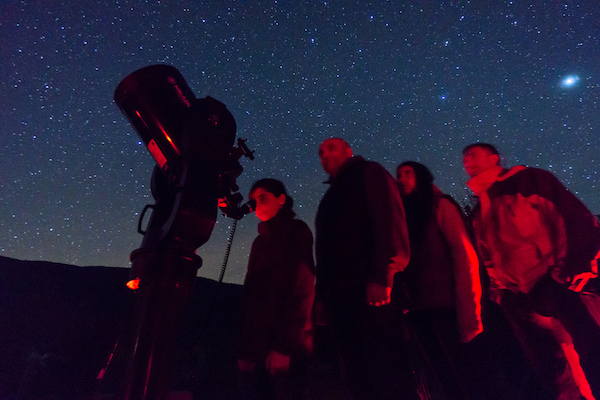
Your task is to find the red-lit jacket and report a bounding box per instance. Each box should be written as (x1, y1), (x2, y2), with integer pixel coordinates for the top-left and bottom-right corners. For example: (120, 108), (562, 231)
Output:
(400, 192), (482, 342)
(468, 166), (600, 297)
(238, 208), (315, 363)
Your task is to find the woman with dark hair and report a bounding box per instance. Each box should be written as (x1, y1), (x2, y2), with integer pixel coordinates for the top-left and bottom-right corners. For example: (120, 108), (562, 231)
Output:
(237, 178), (315, 400)
(395, 161), (483, 400)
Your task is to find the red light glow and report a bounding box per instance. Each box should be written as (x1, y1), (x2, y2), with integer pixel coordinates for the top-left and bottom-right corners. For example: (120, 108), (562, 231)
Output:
(126, 279), (140, 290)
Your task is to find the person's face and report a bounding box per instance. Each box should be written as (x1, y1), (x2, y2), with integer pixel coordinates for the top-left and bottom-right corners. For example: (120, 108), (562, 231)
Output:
(462, 147), (500, 178)
(250, 188), (286, 222)
(318, 139), (352, 177)
(397, 166), (417, 196)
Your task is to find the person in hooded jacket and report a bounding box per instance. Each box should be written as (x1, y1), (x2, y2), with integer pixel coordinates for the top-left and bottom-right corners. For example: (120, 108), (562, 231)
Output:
(462, 143), (600, 399)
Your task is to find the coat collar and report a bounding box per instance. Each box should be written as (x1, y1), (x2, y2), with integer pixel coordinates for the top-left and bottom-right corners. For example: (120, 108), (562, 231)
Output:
(324, 156), (365, 185)
(257, 207), (295, 235)
(466, 165), (527, 195)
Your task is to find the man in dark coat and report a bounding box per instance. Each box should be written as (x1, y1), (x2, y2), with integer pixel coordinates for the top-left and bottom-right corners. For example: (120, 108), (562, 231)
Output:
(315, 138), (418, 400)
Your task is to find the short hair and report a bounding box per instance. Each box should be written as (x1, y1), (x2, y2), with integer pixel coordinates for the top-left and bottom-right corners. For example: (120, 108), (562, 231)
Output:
(321, 137), (351, 150)
(462, 143), (499, 156)
(249, 178), (294, 210)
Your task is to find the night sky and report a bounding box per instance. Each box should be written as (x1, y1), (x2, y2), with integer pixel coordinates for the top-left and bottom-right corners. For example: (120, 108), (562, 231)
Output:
(2, 1), (599, 284)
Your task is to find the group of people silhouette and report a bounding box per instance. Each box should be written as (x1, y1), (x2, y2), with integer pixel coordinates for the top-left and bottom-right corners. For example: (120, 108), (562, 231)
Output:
(236, 138), (600, 400)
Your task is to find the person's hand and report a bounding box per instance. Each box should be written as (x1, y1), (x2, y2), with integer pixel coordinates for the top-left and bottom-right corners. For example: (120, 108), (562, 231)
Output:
(366, 282), (392, 306)
(489, 286), (504, 304)
(569, 259), (598, 292)
(237, 359), (256, 372)
(569, 258), (599, 292)
(265, 350), (290, 375)
(569, 272), (596, 292)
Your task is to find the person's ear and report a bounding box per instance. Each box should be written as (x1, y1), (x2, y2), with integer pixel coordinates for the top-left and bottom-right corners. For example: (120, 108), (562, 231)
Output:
(277, 194), (286, 206)
(491, 154), (500, 166)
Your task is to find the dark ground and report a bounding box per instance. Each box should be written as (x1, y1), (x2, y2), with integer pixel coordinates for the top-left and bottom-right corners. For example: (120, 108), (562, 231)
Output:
(1, 255), (548, 400)
(0, 256), (351, 400)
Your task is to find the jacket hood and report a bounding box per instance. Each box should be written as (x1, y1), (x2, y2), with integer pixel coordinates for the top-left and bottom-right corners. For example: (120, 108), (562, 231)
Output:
(467, 165), (526, 195)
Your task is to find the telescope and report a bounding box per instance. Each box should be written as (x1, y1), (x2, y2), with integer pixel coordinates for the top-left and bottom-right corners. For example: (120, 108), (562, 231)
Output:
(109, 65), (253, 399)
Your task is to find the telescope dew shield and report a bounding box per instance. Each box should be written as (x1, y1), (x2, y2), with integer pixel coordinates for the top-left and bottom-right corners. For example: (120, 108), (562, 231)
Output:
(114, 64), (196, 174)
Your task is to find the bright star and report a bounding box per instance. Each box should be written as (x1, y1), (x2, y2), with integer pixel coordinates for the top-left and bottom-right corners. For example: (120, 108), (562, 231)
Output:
(561, 75), (580, 88)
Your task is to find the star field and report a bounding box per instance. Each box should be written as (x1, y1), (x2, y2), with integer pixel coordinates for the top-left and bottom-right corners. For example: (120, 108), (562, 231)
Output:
(2, 1), (599, 284)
